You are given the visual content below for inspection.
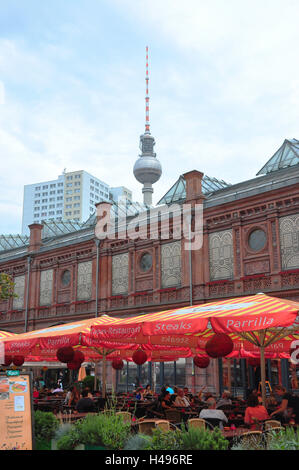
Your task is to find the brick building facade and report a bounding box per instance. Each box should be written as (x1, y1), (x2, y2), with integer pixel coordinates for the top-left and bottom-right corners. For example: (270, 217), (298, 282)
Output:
(1, 139), (299, 394)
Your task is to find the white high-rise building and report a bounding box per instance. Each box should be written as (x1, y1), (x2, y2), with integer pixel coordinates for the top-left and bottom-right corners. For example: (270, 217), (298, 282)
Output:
(21, 170), (112, 235)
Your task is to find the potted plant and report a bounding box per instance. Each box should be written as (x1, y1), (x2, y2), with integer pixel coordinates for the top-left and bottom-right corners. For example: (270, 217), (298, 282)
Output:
(34, 411), (59, 450)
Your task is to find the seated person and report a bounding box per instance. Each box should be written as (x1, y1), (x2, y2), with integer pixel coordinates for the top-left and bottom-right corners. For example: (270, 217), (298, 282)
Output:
(216, 390), (232, 409)
(135, 387), (144, 400)
(174, 389), (191, 408)
(75, 389), (95, 413)
(183, 387), (193, 401)
(270, 385), (299, 425)
(166, 384), (174, 394)
(161, 391), (174, 411)
(199, 397), (228, 429)
(144, 384), (153, 397)
(244, 394), (269, 429)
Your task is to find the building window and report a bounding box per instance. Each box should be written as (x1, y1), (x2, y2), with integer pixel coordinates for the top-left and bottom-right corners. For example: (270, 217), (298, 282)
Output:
(50, 184), (56, 188)
(57, 189), (63, 194)
(74, 189), (80, 193)
(75, 174), (81, 179)
(74, 203), (80, 208)
(50, 190), (56, 195)
(66, 176), (73, 180)
(74, 182), (80, 186)
(42, 185), (48, 189)
(42, 192), (48, 196)
(248, 229), (267, 252)
(61, 269), (71, 287)
(49, 211), (55, 216)
(58, 182), (63, 187)
(57, 196), (63, 200)
(35, 193), (41, 198)
(35, 186), (41, 191)
(139, 252), (153, 272)
(74, 210), (80, 214)
(49, 204), (55, 209)
(66, 197), (72, 201)
(56, 210), (62, 214)
(74, 196), (80, 200)
(66, 204), (72, 209)
(66, 190), (72, 195)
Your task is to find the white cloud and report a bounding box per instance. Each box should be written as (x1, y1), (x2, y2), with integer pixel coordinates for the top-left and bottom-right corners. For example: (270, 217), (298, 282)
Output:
(0, 2), (298, 233)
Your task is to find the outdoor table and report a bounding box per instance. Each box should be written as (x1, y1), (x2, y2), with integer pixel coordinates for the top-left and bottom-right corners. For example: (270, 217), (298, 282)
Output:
(222, 428), (249, 440)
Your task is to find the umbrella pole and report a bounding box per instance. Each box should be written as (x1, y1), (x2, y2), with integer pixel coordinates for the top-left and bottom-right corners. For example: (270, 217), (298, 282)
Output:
(102, 353), (107, 399)
(260, 345), (266, 407)
(227, 359), (232, 393)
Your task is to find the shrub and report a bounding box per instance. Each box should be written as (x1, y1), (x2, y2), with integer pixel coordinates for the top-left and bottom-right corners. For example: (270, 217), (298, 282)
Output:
(145, 428), (183, 450)
(124, 433), (152, 450)
(81, 375), (99, 392)
(56, 412), (132, 450)
(180, 426), (229, 450)
(267, 427), (299, 451)
(34, 411), (59, 443)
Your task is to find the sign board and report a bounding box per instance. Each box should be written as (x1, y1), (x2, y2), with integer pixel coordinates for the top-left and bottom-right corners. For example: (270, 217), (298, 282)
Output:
(0, 371), (34, 450)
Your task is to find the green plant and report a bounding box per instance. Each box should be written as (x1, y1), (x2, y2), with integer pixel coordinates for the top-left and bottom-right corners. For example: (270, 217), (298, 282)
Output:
(56, 424), (82, 450)
(267, 427), (299, 450)
(56, 412), (132, 450)
(0, 272), (17, 300)
(231, 434), (265, 451)
(81, 375), (99, 392)
(34, 411), (59, 443)
(180, 426), (229, 450)
(145, 428), (183, 450)
(124, 433), (153, 450)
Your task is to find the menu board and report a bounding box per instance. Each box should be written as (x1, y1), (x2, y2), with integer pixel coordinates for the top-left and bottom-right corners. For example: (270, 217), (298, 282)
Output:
(0, 372), (34, 450)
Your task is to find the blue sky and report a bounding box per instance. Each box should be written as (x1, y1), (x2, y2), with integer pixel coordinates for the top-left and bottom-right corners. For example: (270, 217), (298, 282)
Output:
(0, 0), (298, 233)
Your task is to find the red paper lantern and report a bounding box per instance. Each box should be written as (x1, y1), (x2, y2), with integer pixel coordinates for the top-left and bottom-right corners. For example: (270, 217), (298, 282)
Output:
(1, 355), (13, 366)
(205, 333), (234, 358)
(248, 358), (260, 368)
(67, 361), (81, 370)
(56, 346), (75, 363)
(193, 355), (210, 368)
(73, 350), (85, 365)
(132, 349), (147, 365)
(112, 357), (124, 370)
(12, 355), (25, 367)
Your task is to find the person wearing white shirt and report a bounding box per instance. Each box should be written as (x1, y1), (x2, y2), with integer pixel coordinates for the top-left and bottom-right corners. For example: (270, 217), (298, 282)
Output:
(174, 389), (191, 408)
(199, 397), (228, 429)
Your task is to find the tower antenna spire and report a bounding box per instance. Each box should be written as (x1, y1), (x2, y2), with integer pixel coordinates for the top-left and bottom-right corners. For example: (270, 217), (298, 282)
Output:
(145, 46), (150, 134)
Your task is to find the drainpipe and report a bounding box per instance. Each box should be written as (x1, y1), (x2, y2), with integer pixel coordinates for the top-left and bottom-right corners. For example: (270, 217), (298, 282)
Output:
(24, 255), (31, 333)
(188, 214), (193, 306)
(95, 239), (100, 317)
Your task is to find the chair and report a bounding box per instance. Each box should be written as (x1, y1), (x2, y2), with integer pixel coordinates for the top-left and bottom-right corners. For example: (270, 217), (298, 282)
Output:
(238, 431), (264, 449)
(203, 418), (223, 429)
(116, 411), (132, 423)
(138, 420), (157, 436)
(164, 409), (182, 426)
(155, 420), (171, 431)
(264, 420), (282, 430)
(187, 418), (206, 429)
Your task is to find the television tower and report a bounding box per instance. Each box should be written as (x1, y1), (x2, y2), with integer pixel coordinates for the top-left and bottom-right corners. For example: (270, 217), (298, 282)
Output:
(133, 47), (162, 206)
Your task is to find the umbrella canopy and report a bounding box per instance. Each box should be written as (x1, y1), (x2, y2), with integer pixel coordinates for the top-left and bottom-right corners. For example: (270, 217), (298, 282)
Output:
(91, 294), (299, 342)
(91, 293), (299, 404)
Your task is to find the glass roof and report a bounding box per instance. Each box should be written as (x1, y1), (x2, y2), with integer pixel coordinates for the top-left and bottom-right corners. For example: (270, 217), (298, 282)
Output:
(257, 138), (299, 175)
(157, 175), (231, 205)
(0, 235), (29, 251)
(41, 220), (84, 239)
